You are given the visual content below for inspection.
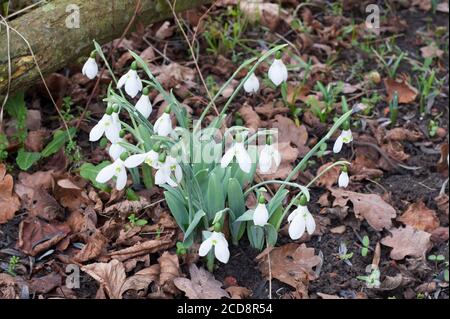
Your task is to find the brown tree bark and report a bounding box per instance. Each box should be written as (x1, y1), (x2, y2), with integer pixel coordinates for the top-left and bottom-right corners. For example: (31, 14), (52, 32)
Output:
(0, 0), (211, 97)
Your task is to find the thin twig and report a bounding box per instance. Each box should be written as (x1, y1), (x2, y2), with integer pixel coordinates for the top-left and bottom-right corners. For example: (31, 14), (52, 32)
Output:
(167, 0), (220, 116)
(6, 0), (45, 19)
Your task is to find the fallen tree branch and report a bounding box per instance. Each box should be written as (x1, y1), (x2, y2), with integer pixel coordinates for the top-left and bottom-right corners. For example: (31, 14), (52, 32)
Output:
(0, 0), (212, 97)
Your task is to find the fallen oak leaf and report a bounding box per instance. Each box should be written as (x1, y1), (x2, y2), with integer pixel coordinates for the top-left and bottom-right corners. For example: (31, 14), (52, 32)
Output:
(381, 226), (432, 260)
(28, 273), (62, 294)
(0, 273), (17, 299)
(0, 164), (21, 224)
(384, 75), (418, 104)
(331, 188), (396, 231)
(420, 43), (444, 59)
(82, 259), (126, 299)
(238, 103), (262, 133)
(398, 201), (440, 233)
(158, 252), (182, 295)
(315, 163), (340, 188)
(256, 244), (321, 289)
(173, 264), (229, 299)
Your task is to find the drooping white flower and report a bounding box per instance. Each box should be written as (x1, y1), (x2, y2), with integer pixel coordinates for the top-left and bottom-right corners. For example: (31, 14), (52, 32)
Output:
(155, 155), (182, 187)
(259, 144), (281, 173)
(89, 111), (121, 143)
(221, 139), (252, 173)
(154, 111), (172, 137)
(109, 138), (126, 160)
(82, 57), (98, 80)
(287, 204), (316, 240)
(253, 202), (269, 227)
(268, 57), (288, 86)
(117, 62), (142, 98)
(338, 169), (349, 188)
(333, 129), (353, 153)
(243, 73), (260, 94)
(135, 88), (152, 118)
(198, 231), (230, 264)
(124, 149), (160, 169)
(96, 158), (128, 191)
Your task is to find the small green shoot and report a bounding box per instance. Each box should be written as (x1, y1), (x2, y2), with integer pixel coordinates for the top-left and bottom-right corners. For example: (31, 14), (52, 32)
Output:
(7, 256), (20, 276)
(361, 235), (370, 257)
(389, 91), (399, 127)
(127, 213), (148, 227)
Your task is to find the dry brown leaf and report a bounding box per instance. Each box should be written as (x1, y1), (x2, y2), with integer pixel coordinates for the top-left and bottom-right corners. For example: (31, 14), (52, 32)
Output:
(435, 193), (449, 216)
(173, 264), (229, 299)
(154, 63), (196, 90)
(384, 76), (418, 104)
(17, 217), (70, 256)
(255, 103), (289, 119)
(108, 237), (174, 261)
(0, 164), (21, 224)
(315, 163), (340, 188)
(120, 265), (160, 296)
(384, 128), (423, 142)
(331, 188), (396, 231)
(28, 273), (61, 294)
(437, 1), (449, 12)
(158, 252), (182, 295)
(28, 188), (63, 221)
(74, 230), (108, 263)
(82, 259), (126, 299)
(238, 104), (262, 133)
(381, 226), (432, 260)
(0, 273), (17, 299)
(155, 21), (175, 40)
(317, 292), (343, 299)
(271, 115), (309, 152)
(226, 286), (252, 299)
(398, 201), (440, 233)
(104, 197), (150, 217)
(24, 129), (48, 152)
(421, 43), (444, 59)
(257, 244), (321, 290)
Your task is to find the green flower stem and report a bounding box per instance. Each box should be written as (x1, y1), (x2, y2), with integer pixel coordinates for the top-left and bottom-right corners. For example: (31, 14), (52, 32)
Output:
(274, 110), (353, 197)
(244, 180), (306, 197)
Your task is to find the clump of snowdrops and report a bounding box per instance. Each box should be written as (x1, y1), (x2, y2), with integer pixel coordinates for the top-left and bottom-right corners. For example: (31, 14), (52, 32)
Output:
(83, 41), (354, 271)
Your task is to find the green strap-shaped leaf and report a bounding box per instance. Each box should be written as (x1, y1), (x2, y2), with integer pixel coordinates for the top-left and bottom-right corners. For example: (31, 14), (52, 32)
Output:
(164, 191), (189, 232)
(184, 210), (206, 241)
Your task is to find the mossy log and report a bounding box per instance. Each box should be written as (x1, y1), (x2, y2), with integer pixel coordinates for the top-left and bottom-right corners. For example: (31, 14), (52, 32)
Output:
(0, 0), (211, 97)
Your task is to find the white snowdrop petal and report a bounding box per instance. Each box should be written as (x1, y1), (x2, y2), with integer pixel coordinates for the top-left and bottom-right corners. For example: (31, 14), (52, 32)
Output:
(82, 58), (98, 79)
(109, 142), (125, 160)
(154, 169), (167, 186)
(333, 135), (344, 153)
(89, 121), (105, 142)
(198, 238), (213, 257)
(115, 167), (127, 191)
(268, 59), (288, 86)
(289, 214), (306, 240)
(236, 143), (252, 173)
(338, 171), (349, 188)
(95, 163), (116, 183)
(221, 146), (236, 169)
(253, 203), (269, 226)
(243, 73), (260, 94)
(135, 95), (152, 118)
(124, 153), (147, 168)
(305, 213), (316, 235)
(117, 72), (128, 89)
(258, 145), (272, 173)
(215, 240), (230, 264)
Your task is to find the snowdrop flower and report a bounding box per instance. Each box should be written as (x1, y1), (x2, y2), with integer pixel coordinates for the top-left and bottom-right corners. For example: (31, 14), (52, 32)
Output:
(287, 196), (316, 240)
(243, 72), (260, 94)
(268, 52), (288, 86)
(117, 62), (142, 98)
(333, 129), (353, 153)
(154, 108), (173, 137)
(82, 52), (98, 80)
(89, 107), (121, 143)
(259, 137), (281, 173)
(338, 166), (349, 188)
(96, 155), (128, 191)
(199, 231), (230, 264)
(109, 138), (126, 160)
(124, 144), (161, 169)
(135, 87), (152, 118)
(253, 195), (269, 226)
(155, 154), (182, 187)
(221, 134), (252, 173)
